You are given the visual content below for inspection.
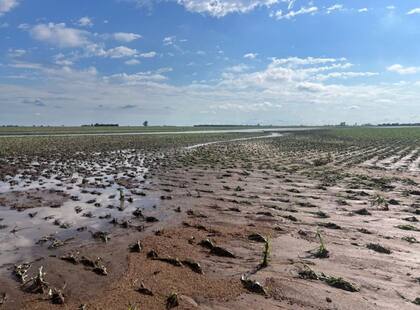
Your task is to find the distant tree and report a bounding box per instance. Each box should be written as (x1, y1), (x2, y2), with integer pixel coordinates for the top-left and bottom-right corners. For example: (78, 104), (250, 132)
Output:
(143, 120), (148, 127)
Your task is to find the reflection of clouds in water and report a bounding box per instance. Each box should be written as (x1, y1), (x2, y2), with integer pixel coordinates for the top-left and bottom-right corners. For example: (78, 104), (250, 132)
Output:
(0, 149), (159, 269)
(186, 132), (283, 150)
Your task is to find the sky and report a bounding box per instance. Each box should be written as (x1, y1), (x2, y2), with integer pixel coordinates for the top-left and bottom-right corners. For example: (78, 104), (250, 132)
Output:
(1, 0), (420, 126)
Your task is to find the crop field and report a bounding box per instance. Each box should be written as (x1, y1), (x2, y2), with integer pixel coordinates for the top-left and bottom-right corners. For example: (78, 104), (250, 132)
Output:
(0, 127), (419, 309)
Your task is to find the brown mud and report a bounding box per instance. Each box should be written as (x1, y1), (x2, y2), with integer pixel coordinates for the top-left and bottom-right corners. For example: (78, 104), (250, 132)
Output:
(0, 133), (419, 309)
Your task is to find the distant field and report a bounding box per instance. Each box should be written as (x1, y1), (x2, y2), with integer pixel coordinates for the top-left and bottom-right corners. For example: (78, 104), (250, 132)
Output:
(0, 131), (269, 157)
(0, 125), (296, 136)
(325, 127), (420, 141)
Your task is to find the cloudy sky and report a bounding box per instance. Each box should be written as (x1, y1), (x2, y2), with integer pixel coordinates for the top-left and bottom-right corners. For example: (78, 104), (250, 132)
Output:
(1, 0), (420, 126)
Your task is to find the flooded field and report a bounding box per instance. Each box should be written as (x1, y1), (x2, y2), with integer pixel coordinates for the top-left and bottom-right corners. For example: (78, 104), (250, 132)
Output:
(0, 127), (419, 309)
(0, 132), (284, 271)
(0, 150), (161, 270)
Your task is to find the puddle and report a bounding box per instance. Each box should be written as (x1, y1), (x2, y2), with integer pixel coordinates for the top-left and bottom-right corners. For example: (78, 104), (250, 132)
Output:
(185, 132), (283, 150)
(0, 133), (284, 272)
(0, 150), (160, 272)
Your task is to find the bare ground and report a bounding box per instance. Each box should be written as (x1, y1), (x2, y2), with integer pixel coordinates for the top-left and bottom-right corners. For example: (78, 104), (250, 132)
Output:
(0, 136), (419, 309)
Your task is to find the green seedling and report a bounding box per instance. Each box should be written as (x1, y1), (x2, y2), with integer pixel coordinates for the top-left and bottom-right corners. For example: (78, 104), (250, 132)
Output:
(314, 229), (329, 258)
(261, 238), (270, 268)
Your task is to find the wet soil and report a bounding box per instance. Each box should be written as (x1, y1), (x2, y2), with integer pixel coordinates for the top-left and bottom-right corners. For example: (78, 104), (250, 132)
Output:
(0, 133), (419, 309)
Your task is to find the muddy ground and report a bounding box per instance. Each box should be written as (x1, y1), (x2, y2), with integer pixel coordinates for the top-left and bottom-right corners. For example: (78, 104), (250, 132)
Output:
(0, 131), (419, 309)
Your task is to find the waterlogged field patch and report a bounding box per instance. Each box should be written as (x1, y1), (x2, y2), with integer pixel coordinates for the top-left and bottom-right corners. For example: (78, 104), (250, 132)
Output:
(0, 128), (419, 309)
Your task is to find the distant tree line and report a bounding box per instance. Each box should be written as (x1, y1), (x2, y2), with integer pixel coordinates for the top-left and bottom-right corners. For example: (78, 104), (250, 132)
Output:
(82, 123), (119, 127)
(377, 123), (420, 127)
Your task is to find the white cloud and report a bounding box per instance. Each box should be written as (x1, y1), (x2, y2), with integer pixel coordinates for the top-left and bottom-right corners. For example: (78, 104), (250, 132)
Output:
(102, 48), (155, 59)
(2, 56), (419, 125)
(296, 82), (326, 93)
(387, 64), (420, 75)
(271, 56), (346, 66)
(407, 8), (420, 15)
(27, 24), (150, 61)
(53, 53), (74, 66)
(30, 23), (90, 48)
(8, 48), (26, 58)
(129, 0), (279, 17)
(244, 52), (258, 59)
(163, 36), (176, 46)
(139, 51), (157, 58)
(316, 71), (378, 81)
(273, 6), (318, 20)
(0, 0), (19, 15)
(386, 5), (395, 10)
(113, 32), (142, 42)
(125, 59), (141, 65)
(176, 0), (278, 17)
(104, 46), (138, 58)
(217, 57), (359, 91)
(358, 8), (368, 13)
(104, 70), (168, 85)
(77, 16), (93, 27)
(326, 4), (344, 14)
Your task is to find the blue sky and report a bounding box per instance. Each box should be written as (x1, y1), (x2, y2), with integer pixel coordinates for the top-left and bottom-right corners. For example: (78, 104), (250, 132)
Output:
(1, 0), (420, 125)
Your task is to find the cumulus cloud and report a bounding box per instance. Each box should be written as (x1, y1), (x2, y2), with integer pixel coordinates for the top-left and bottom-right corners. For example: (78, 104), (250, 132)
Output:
(0, 0), (19, 15)
(387, 64), (420, 75)
(175, 0), (278, 17)
(127, 0), (278, 17)
(1, 56), (417, 125)
(358, 8), (368, 13)
(104, 46), (138, 58)
(29, 23), (90, 48)
(244, 52), (258, 59)
(217, 57), (364, 92)
(53, 53), (74, 66)
(163, 36), (176, 46)
(113, 32), (142, 42)
(77, 16), (93, 27)
(296, 82), (326, 93)
(125, 59), (141, 65)
(26, 23), (152, 62)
